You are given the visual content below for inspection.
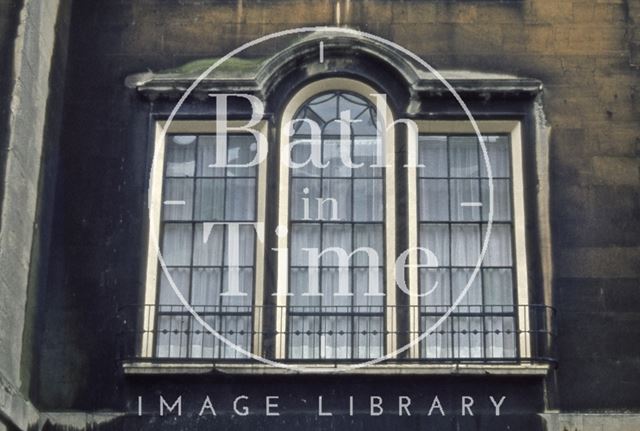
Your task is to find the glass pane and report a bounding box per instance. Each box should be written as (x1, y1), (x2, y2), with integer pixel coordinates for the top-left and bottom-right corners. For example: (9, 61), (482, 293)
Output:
(419, 179), (449, 221)
(422, 316), (452, 359)
(156, 315), (190, 358)
(225, 178), (256, 220)
(483, 268), (514, 308)
(162, 223), (192, 266)
(288, 315), (320, 359)
(162, 179), (193, 221)
(309, 93), (338, 122)
(351, 107), (378, 136)
(482, 224), (513, 267)
(353, 268), (384, 309)
(290, 223), (321, 266)
(322, 316), (352, 359)
(354, 316), (383, 359)
(223, 224), (255, 266)
(191, 268), (221, 306)
(323, 139), (352, 177)
(451, 224), (480, 266)
(452, 316), (483, 358)
(289, 268), (321, 308)
(451, 268), (483, 311)
(485, 316), (516, 358)
(166, 135), (196, 177)
(197, 136), (225, 177)
(291, 178), (321, 221)
(290, 139), (321, 177)
(353, 179), (383, 221)
(321, 268), (351, 308)
(418, 136), (447, 178)
(353, 224), (384, 266)
(194, 179), (224, 220)
(450, 179), (481, 221)
(226, 135), (257, 177)
(219, 315), (251, 359)
(353, 138), (382, 177)
(322, 179), (352, 221)
(419, 223), (449, 267)
(189, 315), (218, 359)
(321, 224), (352, 266)
(480, 135), (510, 178)
(481, 179), (511, 221)
(221, 268), (253, 308)
(339, 93), (368, 120)
(449, 136), (479, 177)
(158, 268), (190, 306)
(420, 268), (450, 308)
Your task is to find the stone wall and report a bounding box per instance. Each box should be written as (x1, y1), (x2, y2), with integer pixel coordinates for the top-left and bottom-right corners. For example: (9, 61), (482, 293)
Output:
(0, 0), (66, 429)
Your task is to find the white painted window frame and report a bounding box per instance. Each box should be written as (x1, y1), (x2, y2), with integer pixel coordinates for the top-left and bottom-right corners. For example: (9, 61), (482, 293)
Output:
(141, 119), (269, 359)
(405, 120), (531, 360)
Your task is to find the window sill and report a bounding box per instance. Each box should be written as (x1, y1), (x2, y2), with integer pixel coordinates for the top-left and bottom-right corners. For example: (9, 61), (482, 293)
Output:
(121, 361), (550, 376)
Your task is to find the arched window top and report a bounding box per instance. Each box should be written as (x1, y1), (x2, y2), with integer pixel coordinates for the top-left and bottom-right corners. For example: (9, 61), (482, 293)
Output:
(291, 91), (378, 137)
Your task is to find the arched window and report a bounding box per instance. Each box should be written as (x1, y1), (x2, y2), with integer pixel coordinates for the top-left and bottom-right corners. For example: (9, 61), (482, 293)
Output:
(275, 79), (397, 360)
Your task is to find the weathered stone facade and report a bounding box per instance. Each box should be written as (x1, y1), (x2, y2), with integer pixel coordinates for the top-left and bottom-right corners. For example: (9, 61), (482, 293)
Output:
(0, 1), (638, 430)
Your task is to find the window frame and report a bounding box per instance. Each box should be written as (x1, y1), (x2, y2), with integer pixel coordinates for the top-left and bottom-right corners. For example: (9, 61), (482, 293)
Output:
(274, 78), (398, 360)
(405, 120), (531, 360)
(141, 119), (269, 359)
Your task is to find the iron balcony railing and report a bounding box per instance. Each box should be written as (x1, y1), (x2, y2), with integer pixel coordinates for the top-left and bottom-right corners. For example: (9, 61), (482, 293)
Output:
(117, 304), (556, 365)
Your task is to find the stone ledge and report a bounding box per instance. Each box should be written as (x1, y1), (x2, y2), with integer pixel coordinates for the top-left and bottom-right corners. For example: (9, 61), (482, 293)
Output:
(122, 361), (551, 376)
(0, 371), (39, 431)
(542, 412), (640, 431)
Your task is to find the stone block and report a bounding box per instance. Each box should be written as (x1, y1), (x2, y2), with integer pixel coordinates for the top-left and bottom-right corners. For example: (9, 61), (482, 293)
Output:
(592, 156), (640, 186)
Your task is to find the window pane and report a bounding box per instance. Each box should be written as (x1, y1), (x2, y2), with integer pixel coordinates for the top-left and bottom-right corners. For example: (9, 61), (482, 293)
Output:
(450, 179), (480, 221)
(290, 139), (321, 177)
(419, 223), (449, 267)
(290, 224), (321, 266)
(481, 179), (511, 221)
(192, 223), (224, 266)
(226, 135), (257, 177)
(194, 179), (224, 220)
(162, 179), (193, 221)
(418, 136), (447, 178)
(162, 223), (192, 266)
(158, 268), (190, 307)
(452, 316), (484, 359)
(449, 136), (478, 177)
(353, 224), (384, 266)
(191, 268), (221, 306)
(322, 139), (351, 177)
(451, 268), (483, 311)
(353, 138), (382, 178)
(225, 178), (256, 220)
(420, 268), (450, 307)
(166, 135), (196, 177)
(354, 316), (383, 359)
(451, 224), (480, 266)
(482, 224), (513, 267)
(422, 316), (452, 359)
(483, 268), (514, 307)
(480, 136), (510, 178)
(156, 315), (190, 358)
(322, 179), (352, 221)
(419, 179), (449, 221)
(291, 178), (321, 221)
(321, 224), (352, 266)
(353, 179), (383, 222)
(197, 136), (225, 177)
(484, 316), (516, 358)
